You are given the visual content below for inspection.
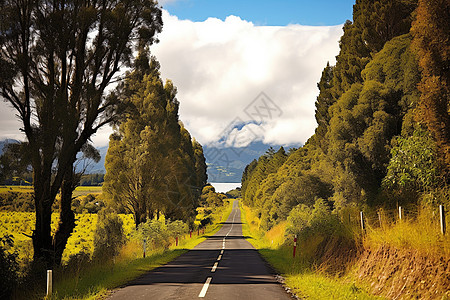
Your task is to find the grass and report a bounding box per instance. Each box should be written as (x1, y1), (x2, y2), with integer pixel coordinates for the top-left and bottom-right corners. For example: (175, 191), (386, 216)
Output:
(0, 185), (34, 193)
(51, 200), (234, 300)
(239, 202), (383, 300)
(364, 208), (450, 256)
(52, 249), (187, 300)
(0, 185), (102, 195)
(0, 212), (135, 266)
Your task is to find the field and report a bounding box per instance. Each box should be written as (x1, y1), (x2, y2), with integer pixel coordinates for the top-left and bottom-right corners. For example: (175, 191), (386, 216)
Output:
(0, 211), (135, 265)
(0, 185), (102, 197)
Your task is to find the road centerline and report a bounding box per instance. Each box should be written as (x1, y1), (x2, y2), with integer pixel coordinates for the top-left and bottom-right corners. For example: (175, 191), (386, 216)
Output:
(198, 277), (212, 298)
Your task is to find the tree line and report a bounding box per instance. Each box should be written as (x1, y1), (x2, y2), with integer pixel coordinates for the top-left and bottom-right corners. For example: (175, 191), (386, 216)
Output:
(242, 0), (449, 231)
(0, 0), (208, 268)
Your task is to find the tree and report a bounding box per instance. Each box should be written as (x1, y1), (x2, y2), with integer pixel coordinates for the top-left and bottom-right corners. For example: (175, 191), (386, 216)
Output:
(104, 55), (204, 226)
(104, 55), (180, 227)
(0, 142), (32, 184)
(0, 0), (163, 266)
(411, 0), (450, 176)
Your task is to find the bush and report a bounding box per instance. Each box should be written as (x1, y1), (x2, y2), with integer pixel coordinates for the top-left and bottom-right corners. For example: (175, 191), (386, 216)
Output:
(134, 219), (188, 249)
(286, 198), (345, 239)
(92, 211), (126, 261)
(0, 235), (18, 300)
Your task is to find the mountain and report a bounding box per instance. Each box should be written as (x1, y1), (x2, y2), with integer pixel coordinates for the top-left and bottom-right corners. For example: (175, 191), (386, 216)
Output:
(203, 141), (299, 183)
(0, 139), (298, 182)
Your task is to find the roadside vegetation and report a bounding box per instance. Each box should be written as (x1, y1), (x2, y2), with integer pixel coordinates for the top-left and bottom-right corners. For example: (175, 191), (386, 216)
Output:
(240, 1), (450, 299)
(0, 185), (232, 299)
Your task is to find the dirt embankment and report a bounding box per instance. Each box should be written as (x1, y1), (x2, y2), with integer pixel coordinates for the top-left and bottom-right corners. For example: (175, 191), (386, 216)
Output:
(355, 245), (450, 299)
(312, 236), (450, 299)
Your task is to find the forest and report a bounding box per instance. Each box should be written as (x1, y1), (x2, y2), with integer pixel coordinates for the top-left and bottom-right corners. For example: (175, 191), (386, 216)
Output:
(241, 0), (449, 231)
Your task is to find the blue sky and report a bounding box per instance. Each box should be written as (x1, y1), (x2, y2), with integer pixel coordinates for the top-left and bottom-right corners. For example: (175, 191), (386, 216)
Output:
(162, 0), (355, 26)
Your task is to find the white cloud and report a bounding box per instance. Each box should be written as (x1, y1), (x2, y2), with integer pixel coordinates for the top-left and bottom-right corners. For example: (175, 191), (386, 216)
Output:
(0, 10), (343, 148)
(152, 11), (343, 147)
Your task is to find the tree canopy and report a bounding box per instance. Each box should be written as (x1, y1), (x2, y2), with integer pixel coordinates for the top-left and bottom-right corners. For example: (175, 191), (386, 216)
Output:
(0, 0), (163, 266)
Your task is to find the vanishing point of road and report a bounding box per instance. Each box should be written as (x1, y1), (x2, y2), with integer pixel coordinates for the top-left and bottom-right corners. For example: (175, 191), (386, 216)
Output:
(108, 200), (292, 300)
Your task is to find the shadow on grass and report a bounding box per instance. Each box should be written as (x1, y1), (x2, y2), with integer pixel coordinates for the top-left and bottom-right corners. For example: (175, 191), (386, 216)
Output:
(52, 249), (188, 300)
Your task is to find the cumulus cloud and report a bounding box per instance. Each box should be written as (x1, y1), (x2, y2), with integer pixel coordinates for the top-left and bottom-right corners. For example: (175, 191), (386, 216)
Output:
(152, 11), (343, 147)
(0, 10), (343, 148)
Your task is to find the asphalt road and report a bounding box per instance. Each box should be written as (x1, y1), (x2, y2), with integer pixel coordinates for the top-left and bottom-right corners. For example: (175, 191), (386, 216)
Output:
(108, 200), (292, 300)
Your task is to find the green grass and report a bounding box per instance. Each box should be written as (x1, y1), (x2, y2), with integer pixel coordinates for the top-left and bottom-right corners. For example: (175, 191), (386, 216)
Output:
(0, 185), (102, 196)
(0, 185), (34, 193)
(285, 273), (381, 300)
(239, 202), (383, 300)
(51, 200), (234, 300)
(52, 249), (187, 300)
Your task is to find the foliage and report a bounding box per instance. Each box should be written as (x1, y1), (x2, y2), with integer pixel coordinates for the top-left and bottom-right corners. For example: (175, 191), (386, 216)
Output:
(0, 0), (163, 266)
(411, 0), (450, 174)
(134, 219), (188, 250)
(0, 142), (32, 185)
(104, 54), (207, 227)
(79, 174), (105, 186)
(242, 31), (427, 231)
(383, 129), (440, 192)
(286, 199), (347, 240)
(0, 235), (18, 300)
(92, 211), (126, 261)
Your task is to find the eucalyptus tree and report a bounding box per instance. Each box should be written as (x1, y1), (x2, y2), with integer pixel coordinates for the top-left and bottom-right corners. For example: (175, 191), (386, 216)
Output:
(0, 0), (163, 266)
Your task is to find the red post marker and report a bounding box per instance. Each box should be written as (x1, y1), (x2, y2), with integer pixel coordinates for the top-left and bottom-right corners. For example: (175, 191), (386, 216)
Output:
(176, 236), (178, 246)
(293, 235), (297, 258)
(190, 230), (192, 238)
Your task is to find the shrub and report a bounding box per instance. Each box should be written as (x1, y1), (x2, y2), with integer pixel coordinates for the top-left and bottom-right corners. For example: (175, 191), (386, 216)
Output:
(0, 235), (19, 299)
(92, 211), (126, 261)
(286, 198), (346, 240)
(134, 219), (188, 249)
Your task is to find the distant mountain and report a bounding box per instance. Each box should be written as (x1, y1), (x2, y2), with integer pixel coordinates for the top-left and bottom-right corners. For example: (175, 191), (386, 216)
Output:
(0, 139), (299, 182)
(84, 145), (108, 174)
(203, 141), (299, 183)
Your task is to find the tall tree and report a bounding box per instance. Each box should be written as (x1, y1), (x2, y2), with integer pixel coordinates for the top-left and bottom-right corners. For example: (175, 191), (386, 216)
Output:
(104, 55), (179, 227)
(0, 0), (162, 266)
(411, 0), (450, 176)
(104, 55), (204, 226)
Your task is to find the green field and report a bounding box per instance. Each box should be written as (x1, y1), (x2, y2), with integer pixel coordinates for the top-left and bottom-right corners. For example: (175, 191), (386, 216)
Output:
(0, 185), (102, 196)
(0, 211), (135, 265)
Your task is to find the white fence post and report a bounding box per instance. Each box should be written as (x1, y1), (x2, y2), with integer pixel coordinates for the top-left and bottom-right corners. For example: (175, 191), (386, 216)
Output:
(399, 206), (402, 221)
(46, 270), (52, 297)
(360, 211), (365, 232)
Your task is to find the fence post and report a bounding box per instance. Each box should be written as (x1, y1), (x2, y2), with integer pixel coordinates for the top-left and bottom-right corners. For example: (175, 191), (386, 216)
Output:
(440, 205), (446, 235)
(378, 211), (382, 227)
(46, 270), (52, 297)
(176, 236), (178, 246)
(190, 230), (192, 238)
(293, 234), (297, 258)
(398, 206), (403, 221)
(360, 211), (365, 232)
(143, 239), (146, 258)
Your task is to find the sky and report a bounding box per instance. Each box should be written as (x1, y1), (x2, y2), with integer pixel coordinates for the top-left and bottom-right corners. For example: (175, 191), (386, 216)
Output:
(0, 0), (355, 148)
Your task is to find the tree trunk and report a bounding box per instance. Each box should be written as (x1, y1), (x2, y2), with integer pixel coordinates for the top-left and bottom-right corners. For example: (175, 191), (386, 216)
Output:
(32, 179), (54, 266)
(52, 169), (76, 266)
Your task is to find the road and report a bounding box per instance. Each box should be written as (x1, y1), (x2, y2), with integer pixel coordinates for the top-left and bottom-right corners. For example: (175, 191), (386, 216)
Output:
(108, 200), (292, 300)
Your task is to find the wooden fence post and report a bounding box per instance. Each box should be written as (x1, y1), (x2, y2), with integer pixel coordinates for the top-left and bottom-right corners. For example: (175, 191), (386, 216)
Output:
(360, 211), (365, 232)
(440, 205), (446, 235)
